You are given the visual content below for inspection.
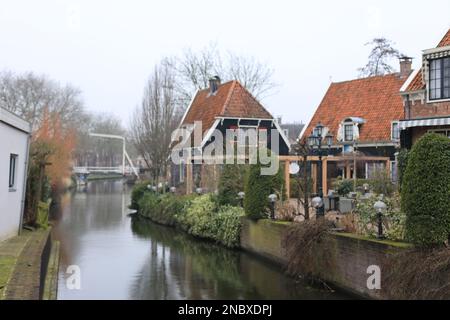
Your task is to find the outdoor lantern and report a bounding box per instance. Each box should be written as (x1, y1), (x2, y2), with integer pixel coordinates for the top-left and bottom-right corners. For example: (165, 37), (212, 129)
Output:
(312, 196), (325, 219)
(308, 133), (319, 148)
(311, 196), (324, 209)
(268, 194), (277, 220)
(314, 122), (324, 138)
(374, 200), (387, 239)
(170, 187), (176, 193)
(147, 184), (151, 190)
(325, 132), (333, 148)
(238, 192), (245, 208)
(151, 186), (157, 192)
(196, 187), (203, 195)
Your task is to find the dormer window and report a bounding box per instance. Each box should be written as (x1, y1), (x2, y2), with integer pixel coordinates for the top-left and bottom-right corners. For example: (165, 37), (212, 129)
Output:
(429, 57), (450, 100)
(344, 123), (354, 142)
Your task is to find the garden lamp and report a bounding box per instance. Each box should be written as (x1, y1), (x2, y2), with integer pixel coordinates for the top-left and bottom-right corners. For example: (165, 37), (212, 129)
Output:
(374, 200), (387, 239)
(170, 187), (176, 193)
(312, 196), (324, 219)
(196, 187), (203, 195)
(238, 192), (245, 208)
(268, 194), (277, 220)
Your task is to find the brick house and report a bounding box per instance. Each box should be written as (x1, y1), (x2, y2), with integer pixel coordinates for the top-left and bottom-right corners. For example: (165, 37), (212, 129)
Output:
(170, 77), (290, 193)
(399, 28), (450, 147)
(302, 61), (412, 186)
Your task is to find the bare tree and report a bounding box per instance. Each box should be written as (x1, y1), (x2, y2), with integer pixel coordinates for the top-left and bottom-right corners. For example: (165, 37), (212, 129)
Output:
(0, 70), (85, 130)
(171, 44), (277, 108)
(130, 61), (182, 184)
(358, 38), (402, 78)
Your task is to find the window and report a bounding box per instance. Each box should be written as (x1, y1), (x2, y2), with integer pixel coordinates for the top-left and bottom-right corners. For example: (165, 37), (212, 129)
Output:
(429, 57), (450, 100)
(344, 124), (354, 142)
(179, 161), (185, 183)
(391, 122), (400, 141)
(9, 154), (18, 190)
(428, 129), (450, 139)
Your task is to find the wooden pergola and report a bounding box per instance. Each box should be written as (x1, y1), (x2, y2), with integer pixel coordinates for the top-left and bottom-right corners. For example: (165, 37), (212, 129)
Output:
(279, 155), (391, 198)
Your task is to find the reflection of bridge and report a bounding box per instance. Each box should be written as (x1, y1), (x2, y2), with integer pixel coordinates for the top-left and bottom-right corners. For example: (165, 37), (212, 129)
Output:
(73, 166), (136, 175)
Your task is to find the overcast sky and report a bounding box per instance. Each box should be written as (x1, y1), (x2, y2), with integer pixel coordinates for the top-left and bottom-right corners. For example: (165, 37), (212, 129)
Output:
(1, 0), (449, 127)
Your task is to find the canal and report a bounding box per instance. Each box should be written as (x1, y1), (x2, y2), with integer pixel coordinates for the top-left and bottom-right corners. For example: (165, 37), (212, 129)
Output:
(52, 180), (349, 300)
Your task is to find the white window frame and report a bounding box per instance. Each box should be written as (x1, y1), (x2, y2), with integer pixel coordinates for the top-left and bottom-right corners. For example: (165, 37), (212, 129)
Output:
(9, 154), (18, 191)
(391, 121), (400, 141)
(343, 123), (354, 142)
(427, 128), (450, 138)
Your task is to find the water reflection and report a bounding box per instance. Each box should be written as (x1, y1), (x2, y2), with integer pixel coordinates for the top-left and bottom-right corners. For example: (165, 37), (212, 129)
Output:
(53, 180), (348, 300)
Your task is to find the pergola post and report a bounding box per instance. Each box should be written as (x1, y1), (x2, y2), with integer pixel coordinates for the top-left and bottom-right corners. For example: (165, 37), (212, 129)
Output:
(284, 160), (290, 199)
(322, 157), (328, 195)
(311, 162), (317, 194)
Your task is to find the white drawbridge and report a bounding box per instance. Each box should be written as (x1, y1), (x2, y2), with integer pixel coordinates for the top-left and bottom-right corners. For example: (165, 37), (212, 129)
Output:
(73, 133), (139, 178)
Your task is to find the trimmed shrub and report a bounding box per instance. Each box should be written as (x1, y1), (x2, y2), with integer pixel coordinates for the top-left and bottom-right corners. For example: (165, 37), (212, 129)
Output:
(217, 164), (248, 206)
(130, 181), (151, 210)
(397, 148), (409, 191)
(334, 179), (354, 196)
(214, 206), (245, 248)
(402, 133), (450, 247)
(244, 158), (284, 220)
(182, 194), (218, 238)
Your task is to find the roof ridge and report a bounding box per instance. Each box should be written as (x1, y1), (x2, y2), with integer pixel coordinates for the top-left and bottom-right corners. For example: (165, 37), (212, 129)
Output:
(220, 80), (237, 115)
(331, 73), (399, 86)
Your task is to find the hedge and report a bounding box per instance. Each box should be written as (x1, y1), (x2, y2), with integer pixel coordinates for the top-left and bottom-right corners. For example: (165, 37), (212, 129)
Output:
(402, 133), (450, 247)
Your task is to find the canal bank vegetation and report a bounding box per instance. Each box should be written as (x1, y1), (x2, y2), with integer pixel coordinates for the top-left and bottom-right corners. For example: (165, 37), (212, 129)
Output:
(132, 184), (244, 248)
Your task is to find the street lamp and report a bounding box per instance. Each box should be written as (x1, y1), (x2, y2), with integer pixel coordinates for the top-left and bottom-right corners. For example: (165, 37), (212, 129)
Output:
(238, 192), (245, 208)
(308, 123), (333, 219)
(374, 200), (387, 239)
(268, 194), (277, 220)
(311, 196), (324, 219)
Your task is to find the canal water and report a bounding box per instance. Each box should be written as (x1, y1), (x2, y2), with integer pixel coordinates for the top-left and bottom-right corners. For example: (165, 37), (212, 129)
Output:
(52, 180), (349, 300)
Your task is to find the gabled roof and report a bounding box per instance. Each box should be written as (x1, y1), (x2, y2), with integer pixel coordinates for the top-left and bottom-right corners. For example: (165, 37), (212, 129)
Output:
(180, 80), (273, 134)
(404, 28), (450, 92)
(303, 73), (407, 144)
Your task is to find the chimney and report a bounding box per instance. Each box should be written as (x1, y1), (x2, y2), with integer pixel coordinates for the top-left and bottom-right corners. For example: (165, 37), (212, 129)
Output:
(209, 76), (221, 94)
(399, 56), (413, 78)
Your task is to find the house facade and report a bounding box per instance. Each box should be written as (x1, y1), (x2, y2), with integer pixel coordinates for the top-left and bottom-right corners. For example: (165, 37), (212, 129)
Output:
(170, 77), (290, 193)
(399, 29), (450, 147)
(0, 107), (31, 242)
(302, 60), (412, 186)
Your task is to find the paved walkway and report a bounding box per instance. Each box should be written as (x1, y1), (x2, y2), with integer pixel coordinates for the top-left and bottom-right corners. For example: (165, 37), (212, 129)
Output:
(0, 229), (50, 300)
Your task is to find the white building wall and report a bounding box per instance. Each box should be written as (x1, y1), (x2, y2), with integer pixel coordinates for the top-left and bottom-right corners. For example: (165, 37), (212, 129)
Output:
(0, 122), (29, 242)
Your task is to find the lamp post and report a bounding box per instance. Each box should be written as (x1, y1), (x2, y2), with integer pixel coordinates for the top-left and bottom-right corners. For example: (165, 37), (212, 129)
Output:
(374, 200), (387, 239)
(308, 123), (333, 219)
(238, 192), (245, 208)
(268, 194), (277, 220)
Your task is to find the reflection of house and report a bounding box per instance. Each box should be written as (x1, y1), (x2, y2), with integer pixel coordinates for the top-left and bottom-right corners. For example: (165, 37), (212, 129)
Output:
(0, 107), (31, 241)
(302, 59), (412, 187)
(399, 29), (450, 147)
(170, 77), (290, 193)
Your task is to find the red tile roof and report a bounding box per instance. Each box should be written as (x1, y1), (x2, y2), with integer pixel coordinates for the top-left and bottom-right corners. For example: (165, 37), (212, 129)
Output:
(303, 74), (406, 144)
(405, 28), (450, 92)
(181, 80), (273, 133)
(437, 28), (450, 47)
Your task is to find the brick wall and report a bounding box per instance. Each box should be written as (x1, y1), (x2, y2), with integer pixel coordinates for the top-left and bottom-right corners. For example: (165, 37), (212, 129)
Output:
(409, 99), (450, 119)
(240, 218), (409, 299)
